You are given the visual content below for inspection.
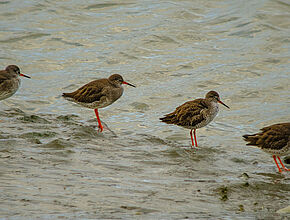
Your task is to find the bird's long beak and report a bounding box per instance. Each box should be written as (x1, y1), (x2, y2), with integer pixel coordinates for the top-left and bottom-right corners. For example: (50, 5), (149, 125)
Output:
(218, 100), (230, 109)
(122, 81), (136, 87)
(20, 73), (31, 79)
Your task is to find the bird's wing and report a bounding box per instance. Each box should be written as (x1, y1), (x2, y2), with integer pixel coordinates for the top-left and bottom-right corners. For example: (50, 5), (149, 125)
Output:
(0, 72), (11, 90)
(63, 79), (108, 103)
(243, 123), (290, 150)
(174, 99), (208, 127)
(160, 99), (208, 127)
(0, 71), (9, 85)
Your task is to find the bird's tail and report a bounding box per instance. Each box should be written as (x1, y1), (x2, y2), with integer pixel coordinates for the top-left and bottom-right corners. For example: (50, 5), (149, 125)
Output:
(159, 113), (177, 124)
(242, 134), (259, 146)
(62, 92), (74, 98)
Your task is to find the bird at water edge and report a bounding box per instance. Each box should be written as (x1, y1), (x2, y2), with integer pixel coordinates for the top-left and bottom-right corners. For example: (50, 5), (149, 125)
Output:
(160, 91), (230, 148)
(63, 74), (135, 132)
(0, 65), (30, 101)
(243, 123), (290, 173)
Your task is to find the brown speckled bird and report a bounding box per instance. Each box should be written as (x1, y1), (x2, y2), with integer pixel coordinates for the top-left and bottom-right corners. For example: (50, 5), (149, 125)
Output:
(0, 65), (30, 101)
(160, 91), (229, 148)
(243, 123), (290, 173)
(63, 74), (135, 132)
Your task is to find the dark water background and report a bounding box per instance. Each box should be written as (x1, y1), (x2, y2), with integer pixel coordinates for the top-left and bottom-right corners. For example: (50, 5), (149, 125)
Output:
(0, 0), (289, 219)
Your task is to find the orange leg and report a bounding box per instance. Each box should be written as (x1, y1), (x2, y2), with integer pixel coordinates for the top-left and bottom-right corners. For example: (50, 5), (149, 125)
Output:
(193, 129), (198, 148)
(190, 129), (194, 148)
(273, 155), (282, 173)
(277, 156), (290, 171)
(94, 109), (103, 132)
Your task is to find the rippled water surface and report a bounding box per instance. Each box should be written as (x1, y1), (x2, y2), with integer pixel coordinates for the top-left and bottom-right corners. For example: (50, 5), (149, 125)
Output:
(1, 0), (290, 219)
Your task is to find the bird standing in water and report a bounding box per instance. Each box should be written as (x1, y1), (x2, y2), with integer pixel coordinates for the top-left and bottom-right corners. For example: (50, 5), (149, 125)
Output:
(243, 123), (290, 173)
(0, 65), (30, 101)
(160, 91), (229, 148)
(63, 74), (135, 132)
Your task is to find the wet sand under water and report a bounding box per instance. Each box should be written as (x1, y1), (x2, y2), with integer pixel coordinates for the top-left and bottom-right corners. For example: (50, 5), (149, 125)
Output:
(0, 108), (289, 219)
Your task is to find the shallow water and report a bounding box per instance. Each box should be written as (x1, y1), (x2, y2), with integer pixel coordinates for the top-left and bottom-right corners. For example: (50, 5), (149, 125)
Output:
(0, 0), (290, 219)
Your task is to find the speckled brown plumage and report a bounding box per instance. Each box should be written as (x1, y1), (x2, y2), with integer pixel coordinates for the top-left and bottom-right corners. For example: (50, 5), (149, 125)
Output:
(160, 91), (229, 148)
(63, 74), (135, 132)
(243, 123), (290, 172)
(160, 98), (208, 128)
(0, 65), (30, 101)
(63, 78), (118, 105)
